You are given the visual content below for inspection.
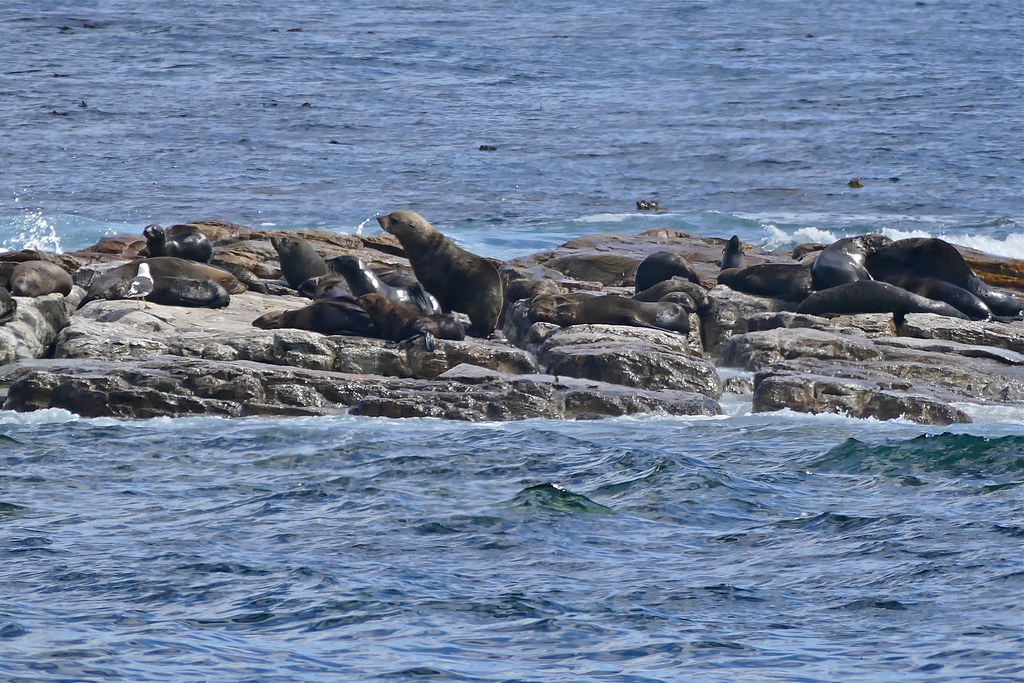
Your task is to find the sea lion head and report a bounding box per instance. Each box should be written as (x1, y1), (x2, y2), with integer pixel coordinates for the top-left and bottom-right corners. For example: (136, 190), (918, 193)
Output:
(252, 310), (286, 329)
(376, 211), (438, 241)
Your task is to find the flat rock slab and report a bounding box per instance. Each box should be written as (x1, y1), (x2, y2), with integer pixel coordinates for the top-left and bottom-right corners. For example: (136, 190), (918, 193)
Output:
(0, 357), (722, 421)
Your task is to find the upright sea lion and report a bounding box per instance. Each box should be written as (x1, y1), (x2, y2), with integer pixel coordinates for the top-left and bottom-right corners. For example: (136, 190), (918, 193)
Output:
(865, 238), (1024, 318)
(720, 235), (747, 271)
(811, 234), (893, 290)
(796, 280), (969, 320)
(717, 263), (813, 302)
(8, 261), (73, 297)
(271, 234), (328, 290)
(143, 224), (213, 263)
(328, 254), (442, 315)
(357, 293), (466, 348)
(528, 292), (690, 334)
(252, 297), (374, 336)
(634, 251), (701, 293)
(376, 210), (503, 336)
(80, 257), (241, 308)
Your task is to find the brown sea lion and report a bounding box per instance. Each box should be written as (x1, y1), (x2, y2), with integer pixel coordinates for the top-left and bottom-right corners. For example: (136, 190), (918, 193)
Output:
(717, 263), (813, 301)
(252, 298), (374, 335)
(632, 277), (709, 310)
(357, 293), (466, 348)
(634, 251), (701, 293)
(376, 210), (503, 336)
(271, 234), (328, 290)
(79, 257), (242, 308)
(796, 280), (969, 320)
(328, 254), (442, 315)
(8, 261), (73, 297)
(528, 292), (690, 334)
(142, 224), (213, 263)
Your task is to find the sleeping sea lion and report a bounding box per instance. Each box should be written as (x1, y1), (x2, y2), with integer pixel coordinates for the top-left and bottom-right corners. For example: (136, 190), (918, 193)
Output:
(796, 280), (969, 320)
(528, 292), (690, 334)
(880, 275), (992, 320)
(717, 263), (813, 301)
(252, 297), (374, 335)
(8, 261), (73, 297)
(143, 224), (213, 263)
(376, 210), (503, 336)
(634, 251), (701, 293)
(357, 293), (466, 348)
(328, 254), (442, 315)
(80, 257), (242, 309)
(271, 234), (328, 290)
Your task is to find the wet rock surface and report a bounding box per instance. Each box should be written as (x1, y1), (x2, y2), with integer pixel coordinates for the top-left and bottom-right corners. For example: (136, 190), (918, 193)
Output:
(1, 224), (1021, 424)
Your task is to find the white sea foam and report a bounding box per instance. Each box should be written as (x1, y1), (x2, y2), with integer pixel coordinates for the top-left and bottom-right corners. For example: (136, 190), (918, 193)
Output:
(0, 408), (80, 425)
(0, 209), (65, 254)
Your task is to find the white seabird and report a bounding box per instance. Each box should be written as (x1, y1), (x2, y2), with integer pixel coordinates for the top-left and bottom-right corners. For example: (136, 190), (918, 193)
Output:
(126, 262), (154, 309)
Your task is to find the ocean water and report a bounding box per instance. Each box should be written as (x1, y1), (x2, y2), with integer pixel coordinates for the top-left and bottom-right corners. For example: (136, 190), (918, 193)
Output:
(1, 1), (1022, 680)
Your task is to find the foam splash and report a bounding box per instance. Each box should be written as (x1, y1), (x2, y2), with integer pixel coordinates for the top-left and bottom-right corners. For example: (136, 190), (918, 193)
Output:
(760, 223), (1024, 259)
(0, 209), (64, 254)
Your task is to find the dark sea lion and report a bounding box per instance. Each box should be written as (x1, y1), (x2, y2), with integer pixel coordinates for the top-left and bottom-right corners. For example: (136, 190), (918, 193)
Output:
(504, 277), (562, 304)
(528, 292), (690, 334)
(811, 234), (894, 290)
(328, 254), (442, 315)
(298, 274), (351, 300)
(796, 280), (969, 320)
(80, 257), (241, 308)
(717, 263), (813, 301)
(865, 238), (1024, 318)
(633, 276), (709, 310)
(253, 297), (374, 335)
(720, 235), (747, 271)
(143, 224), (213, 263)
(880, 275), (992, 321)
(0, 288), (16, 323)
(377, 210), (503, 336)
(634, 251), (701, 293)
(357, 293), (466, 348)
(271, 234), (328, 290)
(8, 261), (73, 297)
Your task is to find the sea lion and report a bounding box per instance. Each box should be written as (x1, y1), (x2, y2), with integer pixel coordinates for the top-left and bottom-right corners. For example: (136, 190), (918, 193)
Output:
(717, 263), (813, 301)
(811, 234), (894, 290)
(252, 297), (374, 336)
(634, 251), (701, 293)
(865, 238), (1024, 318)
(298, 274), (351, 300)
(376, 210), (503, 336)
(633, 276), (709, 310)
(357, 293), (466, 348)
(271, 234), (328, 290)
(720, 235), (747, 271)
(796, 280), (969, 320)
(328, 254), (442, 315)
(528, 292), (690, 334)
(8, 261), (73, 297)
(880, 275), (992, 321)
(142, 224), (213, 263)
(0, 288), (16, 323)
(80, 257), (241, 308)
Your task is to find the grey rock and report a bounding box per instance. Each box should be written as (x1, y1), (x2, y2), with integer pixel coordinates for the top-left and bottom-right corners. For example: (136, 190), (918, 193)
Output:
(702, 284), (796, 354)
(0, 288), (83, 363)
(898, 313), (1024, 354)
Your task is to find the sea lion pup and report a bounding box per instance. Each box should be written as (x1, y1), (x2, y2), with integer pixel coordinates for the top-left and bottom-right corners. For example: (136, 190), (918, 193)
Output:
(796, 280), (969, 320)
(880, 275), (992, 321)
(0, 288), (16, 323)
(327, 254), (442, 315)
(717, 263), (813, 301)
(528, 292), (690, 334)
(865, 237), (1024, 318)
(8, 261), (73, 297)
(252, 297), (374, 336)
(634, 251), (701, 293)
(79, 257), (242, 308)
(811, 234), (894, 290)
(376, 210), (503, 337)
(142, 224), (213, 263)
(357, 293), (466, 350)
(271, 234), (328, 290)
(719, 235), (747, 271)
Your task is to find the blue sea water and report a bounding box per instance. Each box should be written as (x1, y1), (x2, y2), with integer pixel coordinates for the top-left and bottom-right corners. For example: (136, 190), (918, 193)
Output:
(0, 1), (1022, 680)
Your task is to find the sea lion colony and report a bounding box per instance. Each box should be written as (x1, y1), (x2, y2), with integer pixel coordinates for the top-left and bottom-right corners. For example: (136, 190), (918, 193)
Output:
(3, 212), (1022, 354)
